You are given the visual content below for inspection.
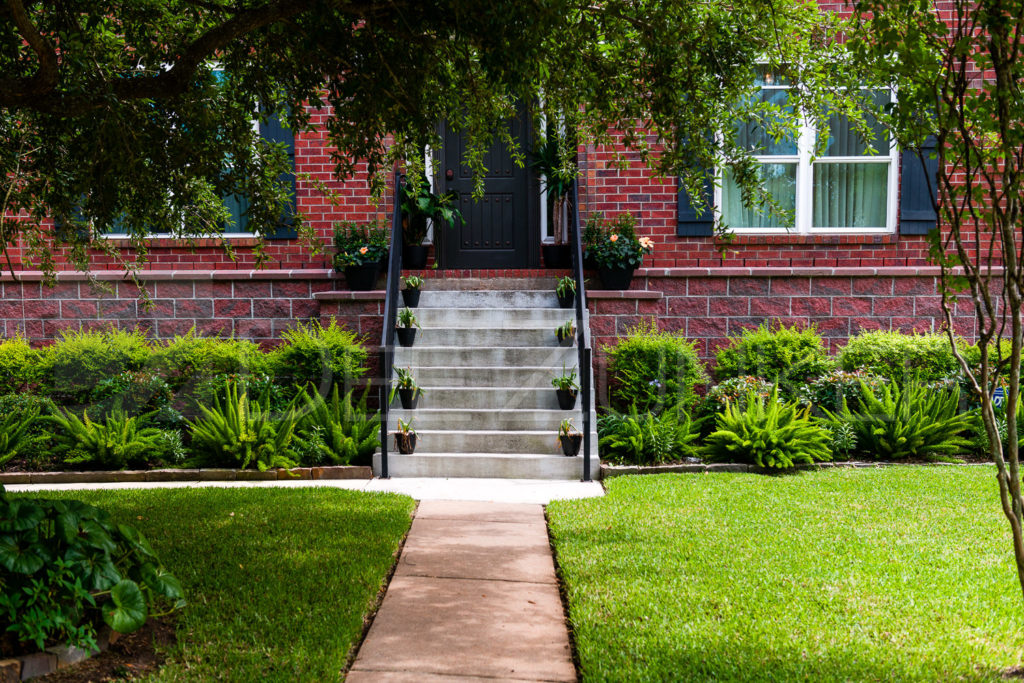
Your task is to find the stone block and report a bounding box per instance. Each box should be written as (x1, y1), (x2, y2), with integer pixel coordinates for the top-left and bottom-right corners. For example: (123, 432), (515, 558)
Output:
(706, 463), (750, 473)
(235, 469), (277, 481)
(17, 652), (56, 680)
(312, 466), (373, 480)
(145, 469), (201, 482)
(46, 644), (93, 668)
(0, 473), (31, 484)
(278, 467), (312, 480)
(198, 469), (237, 481)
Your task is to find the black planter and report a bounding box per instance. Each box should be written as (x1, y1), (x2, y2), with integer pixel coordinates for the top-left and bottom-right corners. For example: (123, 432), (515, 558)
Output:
(556, 329), (575, 347)
(395, 432), (417, 454)
(401, 289), (421, 308)
(556, 389), (578, 410)
(344, 264), (380, 291)
(559, 434), (582, 457)
(398, 388), (420, 409)
(597, 266), (635, 290)
(583, 254), (598, 271)
(378, 255), (389, 273)
(542, 244), (572, 269)
(556, 291), (575, 309)
(403, 244), (430, 270)
(396, 327), (417, 347)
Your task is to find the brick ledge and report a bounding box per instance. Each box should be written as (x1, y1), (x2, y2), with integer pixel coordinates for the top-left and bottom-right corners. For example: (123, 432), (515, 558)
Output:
(636, 266), (978, 278)
(314, 290), (386, 301)
(0, 268), (338, 282)
(587, 289), (664, 300)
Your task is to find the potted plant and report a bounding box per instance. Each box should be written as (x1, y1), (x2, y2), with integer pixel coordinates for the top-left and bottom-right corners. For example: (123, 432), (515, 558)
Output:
(531, 133), (576, 269)
(395, 418), (417, 454)
(586, 213), (653, 290)
(551, 365), (579, 410)
(558, 418), (582, 456)
(401, 173), (464, 269)
(396, 308), (420, 347)
(555, 276), (576, 309)
(402, 275), (424, 307)
(333, 220), (389, 291)
(390, 367), (423, 409)
(555, 320), (576, 347)
(581, 213), (605, 270)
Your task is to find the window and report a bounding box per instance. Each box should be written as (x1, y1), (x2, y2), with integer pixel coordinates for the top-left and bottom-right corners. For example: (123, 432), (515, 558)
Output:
(718, 66), (897, 233)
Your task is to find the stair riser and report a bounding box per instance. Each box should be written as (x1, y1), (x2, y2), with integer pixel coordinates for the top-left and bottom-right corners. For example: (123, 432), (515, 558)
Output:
(391, 389), (562, 410)
(389, 409), (597, 431)
(418, 291), (561, 309)
(393, 347), (578, 368)
(413, 308), (573, 328)
(406, 328), (571, 348)
(409, 367), (569, 389)
(403, 431), (596, 456)
(374, 453), (597, 479)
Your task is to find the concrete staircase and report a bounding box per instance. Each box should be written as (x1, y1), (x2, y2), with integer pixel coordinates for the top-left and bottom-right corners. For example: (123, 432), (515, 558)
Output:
(374, 282), (599, 480)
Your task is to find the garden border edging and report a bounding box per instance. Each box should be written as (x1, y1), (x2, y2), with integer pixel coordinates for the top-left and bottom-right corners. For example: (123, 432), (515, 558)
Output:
(601, 461), (994, 478)
(0, 465), (373, 485)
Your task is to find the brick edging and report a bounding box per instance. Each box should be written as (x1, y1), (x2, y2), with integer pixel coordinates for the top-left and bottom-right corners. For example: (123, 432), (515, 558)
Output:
(601, 461), (992, 477)
(0, 465), (372, 485)
(0, 627), (120, 680)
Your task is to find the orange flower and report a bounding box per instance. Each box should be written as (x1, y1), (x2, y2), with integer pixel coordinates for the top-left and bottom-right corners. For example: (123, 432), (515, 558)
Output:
(609, 234), (619, 242)
(639, 237), (654, 250)
(359, 246), (369, 255)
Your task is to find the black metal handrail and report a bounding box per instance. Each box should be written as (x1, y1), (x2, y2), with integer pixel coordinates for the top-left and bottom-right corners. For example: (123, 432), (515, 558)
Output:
(378, 170), (405, 478)
(569, 179), (592, 482)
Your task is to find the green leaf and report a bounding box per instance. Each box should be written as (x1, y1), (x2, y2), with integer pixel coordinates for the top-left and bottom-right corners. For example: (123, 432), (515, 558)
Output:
(0, 536), (45, 574)
(0, 499), (45, 532)
(141, 564), (185, 600)
(103, 580), (148, 634)
(117, 524), (156, 558)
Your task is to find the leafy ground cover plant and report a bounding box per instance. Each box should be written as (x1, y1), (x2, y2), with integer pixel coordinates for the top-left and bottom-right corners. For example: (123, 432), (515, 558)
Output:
(605, 318), (707, 413)
(50, 409), (165, 470)
(0, 336), (39, 395)
(188, 384), (300, 471)
(270, 320), (368, 397)
(294, 384), (380, 466)
(598, 403), (701, 465)
(0, 395), (59, 470)
(714, 322), (834, 391)
(91, 371), (177, 424)
(150, 330), (269, 392)
(796, 368), (888, 414)
(0, 485), (184, 658)
(38, 329), (153, 405)
(826, 380), (971, 460)
(698, 375), (777, 418)
(837, 330), (965, 386)
(703, 389), (831, 468)
(0, 406), (41, 468)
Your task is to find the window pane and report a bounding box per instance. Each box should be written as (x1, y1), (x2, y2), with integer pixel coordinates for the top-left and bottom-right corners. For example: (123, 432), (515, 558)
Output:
(812, 163), (888, 228)
(822, 90), (890, 157)
(737, 89), (798, 156)
(722, 163), (797, 229)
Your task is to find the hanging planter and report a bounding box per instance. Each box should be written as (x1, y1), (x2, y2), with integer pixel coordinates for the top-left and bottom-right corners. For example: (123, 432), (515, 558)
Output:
(395, 419), (417, 454)
(555, 276), (576, 309)
(555, 320), (576, 347)
(391, 367), (423, 409)
(343, 264), (380, 291)
(555, 389), (578, 410)
(398, 388), (420, 409)
(558, 419), (582, 457)
(396, 308), (420, 347)
(396, 328), (417, 347)
(401, 275), (423, 308)
(597, 266), (635, 290)
(551, 365), (580, 410)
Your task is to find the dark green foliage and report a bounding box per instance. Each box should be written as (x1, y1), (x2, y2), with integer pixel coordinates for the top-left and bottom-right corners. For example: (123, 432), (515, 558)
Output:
(702, 389), (832, 468)
(294, 385), (381, 466)
(0, 486), (183, 657)
(49, 410), (165, 470)
(598, 403), (701, 465)
(796, 369), (888, 414)
(91, 371), (176, 422)
(270, 320), (368, 397)
(838, 331), (964, 386)
(0, 408), (41, 468)
(699, 375), (777, 419)
(821, 419), (858, 459)
(0, 337), (40, 395)
(38, 329), (152, 405)
(0, 395), (59, 470)
(827, 381), (971, 460)
(605, 319), (708, 413)
(150, 331), (269, 392)
(191, 371), (288, 416)
(333, 220), (389, 267)
(714, 322), (834, 391)
(188, 384), (300, 471)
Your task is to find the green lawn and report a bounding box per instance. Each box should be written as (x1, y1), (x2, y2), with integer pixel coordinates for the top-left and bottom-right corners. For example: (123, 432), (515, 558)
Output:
(19, 487), (415, 682)
(548, 468), (1024, 682)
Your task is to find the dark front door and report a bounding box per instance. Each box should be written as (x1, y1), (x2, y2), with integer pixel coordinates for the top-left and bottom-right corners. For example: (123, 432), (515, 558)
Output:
(440, 112), (537, 269)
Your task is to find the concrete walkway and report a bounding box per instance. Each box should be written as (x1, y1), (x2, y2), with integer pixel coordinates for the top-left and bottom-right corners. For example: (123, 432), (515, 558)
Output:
(348, 500), (577, 682)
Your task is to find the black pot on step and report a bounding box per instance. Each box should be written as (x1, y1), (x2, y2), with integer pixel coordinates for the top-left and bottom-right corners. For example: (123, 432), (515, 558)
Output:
(597, 266), (635, 290)
(395, 432), (417, 454)
(401, 289), (421, 307)
(403, 244), (430, 270)
(542, 244), (572, 269)
(396, 327), (417, 347)
(344, 264), (379, 291)
(556, 328), (574, 347)
(559, 434), (582, 457)
(398, 388), (420, 409)
(556, 291), (575, 309)
(556, 389), (578, 410)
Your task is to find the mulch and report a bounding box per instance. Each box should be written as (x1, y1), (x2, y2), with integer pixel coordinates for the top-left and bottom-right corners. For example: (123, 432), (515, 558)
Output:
(37, 620), (176, 683)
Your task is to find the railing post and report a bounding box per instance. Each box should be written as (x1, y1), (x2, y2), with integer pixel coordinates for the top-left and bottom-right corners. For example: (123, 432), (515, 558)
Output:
(378, 348), (389, 479)
(582, 346), (592, 482)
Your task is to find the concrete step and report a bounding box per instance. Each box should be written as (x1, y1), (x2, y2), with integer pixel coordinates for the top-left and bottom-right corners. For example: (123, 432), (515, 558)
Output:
(393, 346), (579, 368)
(418, 290), (562, 309)
(374, 452), (598, 480)
(391, 387), (562, 410)
(412, 307), (574, 328)
(409, 366), (576, 389)
(389, 408), (597, 431)
(409, 327), (574, 348)
(402, 429), (595, 456)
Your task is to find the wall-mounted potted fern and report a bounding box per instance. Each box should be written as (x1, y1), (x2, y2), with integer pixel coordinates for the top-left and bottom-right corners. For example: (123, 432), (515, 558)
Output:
(396, 308), (420, 347)
(391, 367), (423, 409)
(551, 365), (579, 410)
(555, 276), (576, 309)
(558, 418), (582, 456)
(555, 320), (576, 347)
(395, 418), (417, 454)
(402, 275), (424, 308)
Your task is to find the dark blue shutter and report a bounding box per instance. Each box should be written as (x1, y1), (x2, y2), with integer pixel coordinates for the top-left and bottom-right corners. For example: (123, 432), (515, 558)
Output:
(260, 111), (297, 240)
(222, 192), (251, 234)
(899, 137), (938, 235)
(676, 172), (714, 236)
(53, 207), (90, 242)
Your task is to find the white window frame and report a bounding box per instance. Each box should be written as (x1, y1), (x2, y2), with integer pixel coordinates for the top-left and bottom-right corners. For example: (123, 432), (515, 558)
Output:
(715, 81), (899, 235)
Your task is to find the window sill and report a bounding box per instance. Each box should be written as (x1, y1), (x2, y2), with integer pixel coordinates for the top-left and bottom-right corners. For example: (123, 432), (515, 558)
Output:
(102, 236), (262, 248)
(713, 233), (899, 246)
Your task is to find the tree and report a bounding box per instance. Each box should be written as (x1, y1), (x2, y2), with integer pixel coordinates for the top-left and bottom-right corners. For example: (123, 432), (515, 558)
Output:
(850, 0), (1024, 599)
(0, 0), (853, 278)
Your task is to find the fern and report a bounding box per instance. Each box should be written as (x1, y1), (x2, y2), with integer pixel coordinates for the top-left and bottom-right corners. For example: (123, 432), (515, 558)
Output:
(188, 383), (299, 470)
(294, 384), (381, 466)
(702, 389), (832, 469)
(50, 409), (163, 470)
(598, 403), (701, 465)
(0, 406), (41, 467)
(827, 380), (971, 460)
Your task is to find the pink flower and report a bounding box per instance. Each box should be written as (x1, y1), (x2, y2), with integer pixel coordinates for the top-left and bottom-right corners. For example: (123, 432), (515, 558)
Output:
(359, 246), (369, 254)
(639, 237), (654, 250)
(609, 234), (619, 242)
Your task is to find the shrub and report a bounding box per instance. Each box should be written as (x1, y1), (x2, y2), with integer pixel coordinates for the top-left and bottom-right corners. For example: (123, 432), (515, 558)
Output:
(151, 330), (269, 391)
(796, 369), (888, 414)
(827, 381), (971, 460)
(598, 403), (701, 465)
(188, 384), (300, 470)
(192, 371), (287, 415)
(39, 329), (152, 405)
(0, 485), (184, 657)
(269, 320), (368, 397)
(0, 336), (40, 394)
(838, 331), (964, 385)
(0, 395), (60, 470)
(50, 409), (165, 470)
(698, 375), (777, 419)
(294, 384), (380, 466)
(91, 371), (175, 419)
(604, 319), (707, 413)
(702, 389), (832, 468)
(0, 407), (41, 468)
(714, 322), (834, 391)
(821, 419), (858, 460)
